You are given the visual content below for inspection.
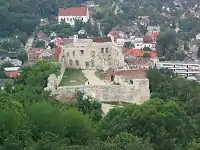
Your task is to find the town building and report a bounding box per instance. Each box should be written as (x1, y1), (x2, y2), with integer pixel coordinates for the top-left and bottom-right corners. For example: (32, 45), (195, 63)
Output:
(61, 36), (125, 71)
(124, 48), (159, 65)
(58, 7), (90, 26)
(4, 67), (20, 78)
(157, 61), (200, 76)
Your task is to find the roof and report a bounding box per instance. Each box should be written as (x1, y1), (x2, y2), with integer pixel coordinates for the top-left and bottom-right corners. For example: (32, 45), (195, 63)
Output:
(4, 67), (20, 72)
(92, 37), (112, 42)
(190, 39), (200, 46)
(58, 7), (88, 16)
(28, 48), (44, 61)
(54, 47), (62, 60)
(125, 48), (158, 59)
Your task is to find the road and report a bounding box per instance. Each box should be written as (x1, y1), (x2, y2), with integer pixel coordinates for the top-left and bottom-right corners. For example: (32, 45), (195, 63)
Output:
(25, 36), (34, 51)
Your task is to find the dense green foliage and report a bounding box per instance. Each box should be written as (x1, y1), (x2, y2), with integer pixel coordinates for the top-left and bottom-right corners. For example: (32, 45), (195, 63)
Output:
(0, 0), (88, 37)
(0, 61), (199, 149)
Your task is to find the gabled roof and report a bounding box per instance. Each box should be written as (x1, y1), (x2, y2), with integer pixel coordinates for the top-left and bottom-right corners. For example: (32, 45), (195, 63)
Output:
(125, 48), (158, 59)
(58, 7), (88, 16)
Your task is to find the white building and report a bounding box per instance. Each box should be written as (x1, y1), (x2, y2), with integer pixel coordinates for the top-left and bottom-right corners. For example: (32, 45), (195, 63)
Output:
(157, 61), (200, 76)
(58, 7), (90, 26)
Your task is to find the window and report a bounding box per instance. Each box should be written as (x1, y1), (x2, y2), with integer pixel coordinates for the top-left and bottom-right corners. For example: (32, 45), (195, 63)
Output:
(70, 18), (72, 21)
(75, 60), (79, 66)
(80, 50), (84, 55)
(105, 48), (108, 53)
(91, 51), (95, 57)
(66, 18), (69, 21)
(66, 52), (70, 57)
(91, 60), (94, 67)
(73, 51), (75, 56)
(101, 48), (104, 53)
(69, 59), (73, 66)
(85, 61), (89, 67)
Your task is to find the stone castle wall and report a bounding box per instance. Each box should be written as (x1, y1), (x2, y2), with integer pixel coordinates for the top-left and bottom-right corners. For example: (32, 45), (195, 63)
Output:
(50, 78), (150, 104)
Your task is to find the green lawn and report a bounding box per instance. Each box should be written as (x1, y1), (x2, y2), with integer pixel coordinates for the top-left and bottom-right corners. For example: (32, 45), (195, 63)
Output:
(59, 69), (88, 86)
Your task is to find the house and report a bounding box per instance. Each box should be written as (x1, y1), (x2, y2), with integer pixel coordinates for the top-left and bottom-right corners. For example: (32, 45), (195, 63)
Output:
(196, 34), (200, 39)
(27, 48), (44, 62)
(10, 59), (22, 67)
(147, 26), (160, 34)
(4, 67), (20, 78)
(137, 16), (150, 26)
(157, 61), (200, 77)
(62, 36), (125, 71)
(124, 48), (159, 65)
(58, 7), (90, 26)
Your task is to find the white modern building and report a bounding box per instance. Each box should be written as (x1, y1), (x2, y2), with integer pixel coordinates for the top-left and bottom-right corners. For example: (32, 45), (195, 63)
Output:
(58, 7), (90, 26)
(157, 61), (200, 76)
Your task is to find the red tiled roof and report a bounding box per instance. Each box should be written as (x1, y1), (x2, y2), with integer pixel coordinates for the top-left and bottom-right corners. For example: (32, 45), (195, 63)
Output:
(5, 71), (20, 78)
(125, 48), (158, 59)
(144, 32), (160, 43)
(58, 7), (88, 16)
(54, 47), (62, 60)
(28, 48), (44, 61)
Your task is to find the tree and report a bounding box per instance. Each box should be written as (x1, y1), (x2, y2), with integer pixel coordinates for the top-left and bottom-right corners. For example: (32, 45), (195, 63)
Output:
(99, 100), (195, 150)
(143, 52), (150, 58)
(34, 40), (45, 48)
(124, 42), (135, 48)
(143, 47), (152, 51)
(156, 30), (178, 60)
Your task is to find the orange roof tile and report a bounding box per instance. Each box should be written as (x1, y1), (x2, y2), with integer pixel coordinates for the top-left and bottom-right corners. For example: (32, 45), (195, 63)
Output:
(125, 48), (158, 59)
(58, 7), (88, 16)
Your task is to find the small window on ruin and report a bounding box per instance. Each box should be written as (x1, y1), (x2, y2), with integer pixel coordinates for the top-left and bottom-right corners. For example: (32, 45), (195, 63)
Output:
(105, 48), (108, 53)
(80, 50), (84, 55)
(75, 60), (79, 66)
(91, 60), (94, 67)
(91, 51), (95, 57)
(101, 48), (104, 53)
(85, 61), (89, 67)
(130, 80), (133, 84)
(69, 59), (73, 66)
(73, 51), (75, 56)
(67, 52), (70, 57)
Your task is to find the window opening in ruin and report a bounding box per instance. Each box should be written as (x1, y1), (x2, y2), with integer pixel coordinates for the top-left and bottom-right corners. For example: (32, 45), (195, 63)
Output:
(80, 50), (84, 55)
(91, 51), (95, 57)
(75, 60), (79, 66)
(69, 59), (73, 66)
(111, 75), (114, 81)
(105, 48), (108, 53)
(73, 51), (75, 56)
(101, 48), (104, 53)
(85, 61), (89, 67)
(67, 52), (69, 57)
(91, 60), (94, 67)
(130, 80), (133, 84)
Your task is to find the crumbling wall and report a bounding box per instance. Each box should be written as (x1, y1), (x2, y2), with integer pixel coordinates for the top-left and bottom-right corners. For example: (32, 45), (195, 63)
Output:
(50, 79), (150, 104)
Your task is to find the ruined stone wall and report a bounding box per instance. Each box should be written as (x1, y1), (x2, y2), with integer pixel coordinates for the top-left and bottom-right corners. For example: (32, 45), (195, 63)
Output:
(51, 79), (150, 104)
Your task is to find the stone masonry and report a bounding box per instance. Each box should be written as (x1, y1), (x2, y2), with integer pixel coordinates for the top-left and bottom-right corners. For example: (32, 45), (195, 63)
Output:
(48, 78), (150, 104)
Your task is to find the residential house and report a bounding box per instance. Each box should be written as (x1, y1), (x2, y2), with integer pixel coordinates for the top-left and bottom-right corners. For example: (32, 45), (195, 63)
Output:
(157, 61), (200, 77)
(62, 36), (125, 71)
(28, 48), (44, 62)
(58, 7), (90, 25)
(4, 67), (20, 78)
(189, 39), (200, 56)
(147, 26), (160, 34)
(124, 48), (159, 65)
(137, 16), (150, 26)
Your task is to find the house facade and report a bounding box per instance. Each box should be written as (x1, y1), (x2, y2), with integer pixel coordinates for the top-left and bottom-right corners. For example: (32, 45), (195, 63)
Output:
(157, 61), (200, 76)
(58, 7), (90, 26)
(61, 37), (125, 71)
